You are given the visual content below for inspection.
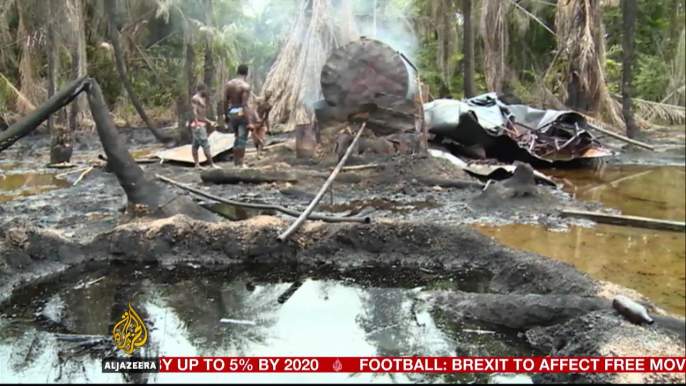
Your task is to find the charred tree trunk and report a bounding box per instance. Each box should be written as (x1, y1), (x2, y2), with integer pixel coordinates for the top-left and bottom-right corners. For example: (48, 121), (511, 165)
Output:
(67, 0), (88, 129)
(177, 42), (195, 145)
(46, 9), (58, 136)
(462, 0), (476, 98)
(621, 0), (639, 139)
(104, 0), (173, 145)
(87, 79), (216, 221)
(204, 43), (215, 121)
(0, 77), (89, 152)
(45, 0), (72, 164)
(203, 0), (216, 122)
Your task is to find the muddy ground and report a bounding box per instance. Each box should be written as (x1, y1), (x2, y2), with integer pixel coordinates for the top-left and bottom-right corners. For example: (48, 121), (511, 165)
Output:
(1, 127), (685, 384)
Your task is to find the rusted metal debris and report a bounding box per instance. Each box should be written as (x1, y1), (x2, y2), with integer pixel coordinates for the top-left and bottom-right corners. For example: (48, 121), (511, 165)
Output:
(424, 93), (615, 165)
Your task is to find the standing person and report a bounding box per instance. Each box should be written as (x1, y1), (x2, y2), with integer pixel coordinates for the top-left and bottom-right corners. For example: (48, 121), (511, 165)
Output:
(251, 90), (273, 159)
(223, 64), (253, 168)
(190, 83), (219, 169)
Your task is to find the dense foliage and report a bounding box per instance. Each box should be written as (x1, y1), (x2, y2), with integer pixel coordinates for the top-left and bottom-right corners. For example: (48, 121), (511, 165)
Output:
(0, 0), (683, 131)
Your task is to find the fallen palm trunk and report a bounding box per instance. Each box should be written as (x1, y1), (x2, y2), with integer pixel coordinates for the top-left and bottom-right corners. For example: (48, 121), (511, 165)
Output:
(157, 174), (370, 224)
(277, 122), (368, 242)
(430, 290), (611, 330)
(0, 76), (89, 152)
(587, 123), (654, 151)
(200, 168), (299, 185)
(561, 209), (685, 232)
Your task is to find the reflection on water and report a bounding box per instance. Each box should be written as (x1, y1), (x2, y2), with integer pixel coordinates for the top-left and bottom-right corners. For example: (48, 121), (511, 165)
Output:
(0, 263), (534, 384)
(0, 171), (71, 202)
(547, 165), (686, 221)
(476, 165), (686, 316)
(475, 224), (685, 316)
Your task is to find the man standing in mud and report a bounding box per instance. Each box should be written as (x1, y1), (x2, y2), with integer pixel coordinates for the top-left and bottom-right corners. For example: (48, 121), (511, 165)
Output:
(223, 64), (253, 168)
(190, 83), (219, 169)
(250, 90), (273, 159)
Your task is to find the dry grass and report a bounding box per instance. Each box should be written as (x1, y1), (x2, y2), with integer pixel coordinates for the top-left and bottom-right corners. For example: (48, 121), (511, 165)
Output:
(555, 0), (624, 130)
(480, 0), (511, 93)
(262, 0), (340, 128)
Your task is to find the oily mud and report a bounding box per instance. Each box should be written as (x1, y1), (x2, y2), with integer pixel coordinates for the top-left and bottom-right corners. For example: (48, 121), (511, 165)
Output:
(0, 135), (605, 241)
(1, 129), (685, 384)
(1, 217), (684, 383)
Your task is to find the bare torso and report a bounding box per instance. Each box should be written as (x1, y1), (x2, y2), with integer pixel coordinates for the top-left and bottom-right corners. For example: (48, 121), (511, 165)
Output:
(254, 97), (272, 123)
(224, 78), (251, 112)
(190, 93), (208, 123)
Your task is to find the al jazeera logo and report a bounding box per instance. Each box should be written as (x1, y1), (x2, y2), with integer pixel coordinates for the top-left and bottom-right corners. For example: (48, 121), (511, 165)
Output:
(101, 302), (160, 373)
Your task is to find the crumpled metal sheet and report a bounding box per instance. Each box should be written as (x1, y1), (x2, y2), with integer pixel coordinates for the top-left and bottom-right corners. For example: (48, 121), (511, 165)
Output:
(423, 93), (615, 164)
(429, 149), (557, 186)
(154, 131), (235, 164)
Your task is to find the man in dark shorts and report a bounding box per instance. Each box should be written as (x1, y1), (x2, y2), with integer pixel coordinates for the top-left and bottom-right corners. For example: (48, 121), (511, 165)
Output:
(190, 83), (219, 169)
(223, 64), (253, 168)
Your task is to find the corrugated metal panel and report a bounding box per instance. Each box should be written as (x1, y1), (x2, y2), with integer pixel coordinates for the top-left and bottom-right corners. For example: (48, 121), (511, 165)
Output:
(154, 131), (236, 164)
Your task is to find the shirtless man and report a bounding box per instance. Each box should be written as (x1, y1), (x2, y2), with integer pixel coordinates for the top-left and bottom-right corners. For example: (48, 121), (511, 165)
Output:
(251, 90), (273, 159)
(190, 83), (219, 169)
(223, 64), (253, 168)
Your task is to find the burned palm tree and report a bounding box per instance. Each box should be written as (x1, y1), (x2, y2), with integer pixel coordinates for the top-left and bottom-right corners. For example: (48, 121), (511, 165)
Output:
(104, 0), (173, 145)
(621, 0), (639, 138)
(479, 0), (511, 94)
(555, 0), (623, 128)
(462, 0), (475, 98)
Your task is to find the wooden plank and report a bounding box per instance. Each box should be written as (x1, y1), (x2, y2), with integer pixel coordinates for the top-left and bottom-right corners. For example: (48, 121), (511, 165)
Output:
(560, 209), (685, 232)
(587, 123), (655, 151)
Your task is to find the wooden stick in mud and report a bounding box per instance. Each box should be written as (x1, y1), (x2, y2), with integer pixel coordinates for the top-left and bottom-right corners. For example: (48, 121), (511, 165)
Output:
(330, 163), (380, 172)
(56, 167), (89, 178)
(587, 123), (655, 151)
(277, 121), (368, 243)
(156, 174), (371, 224)
(560, 209), (685, 232)
(73, 166), (93, 186)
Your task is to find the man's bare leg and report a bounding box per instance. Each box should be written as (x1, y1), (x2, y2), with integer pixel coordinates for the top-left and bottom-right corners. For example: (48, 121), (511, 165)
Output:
(192, 148), (201, 169)
(203, 147), (220, 168)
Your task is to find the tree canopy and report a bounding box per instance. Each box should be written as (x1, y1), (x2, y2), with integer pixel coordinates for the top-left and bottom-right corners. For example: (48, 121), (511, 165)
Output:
(0, 0), (683, 134)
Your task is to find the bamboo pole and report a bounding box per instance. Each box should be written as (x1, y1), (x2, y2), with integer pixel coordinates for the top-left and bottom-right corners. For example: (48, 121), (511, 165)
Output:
(561, 209), (685, 232)
(156, 174), (370, 224)
(587, 123), (655, 151)
(277, 121), (368, 242)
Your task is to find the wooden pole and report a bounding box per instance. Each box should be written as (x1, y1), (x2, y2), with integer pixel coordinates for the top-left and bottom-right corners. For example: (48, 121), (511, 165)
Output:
(156, 174), (370, 224)
(561, 209), (685, 232)
(277, 121), (368, 242)
(587, 123), (654, 151)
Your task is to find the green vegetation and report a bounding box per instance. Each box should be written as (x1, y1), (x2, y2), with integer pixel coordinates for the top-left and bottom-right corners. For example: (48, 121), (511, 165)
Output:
(0, 0), (683, 134)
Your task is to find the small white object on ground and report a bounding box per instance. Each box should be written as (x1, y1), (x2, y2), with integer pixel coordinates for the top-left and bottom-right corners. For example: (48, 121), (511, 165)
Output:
(488, 373), (534, 384)
(219, 318), (257, 326)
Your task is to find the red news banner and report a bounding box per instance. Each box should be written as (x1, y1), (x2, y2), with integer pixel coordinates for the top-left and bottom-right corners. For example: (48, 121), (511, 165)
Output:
(147, 357), (685, 373)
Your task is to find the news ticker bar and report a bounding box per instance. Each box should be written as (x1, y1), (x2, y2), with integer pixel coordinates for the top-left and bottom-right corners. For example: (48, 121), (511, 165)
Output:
(102, 357), (686, 374)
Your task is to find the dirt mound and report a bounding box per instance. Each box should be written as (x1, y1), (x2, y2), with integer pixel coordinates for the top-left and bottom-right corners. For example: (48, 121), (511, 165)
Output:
(0, 215), (613, 302)
(2, 215), (684, 383)
(526, 311), (686, 384)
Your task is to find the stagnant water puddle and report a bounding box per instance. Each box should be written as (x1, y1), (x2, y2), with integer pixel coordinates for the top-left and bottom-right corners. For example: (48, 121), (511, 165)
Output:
(0, 263), (535, 383)
(0, 163), (71, 202)
(475, 165), (686, 316)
